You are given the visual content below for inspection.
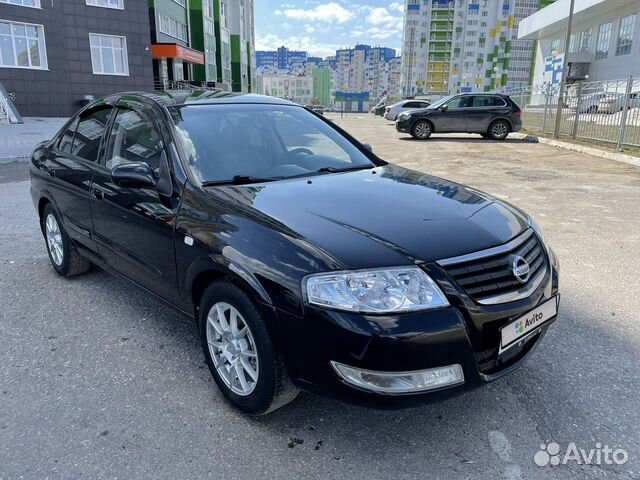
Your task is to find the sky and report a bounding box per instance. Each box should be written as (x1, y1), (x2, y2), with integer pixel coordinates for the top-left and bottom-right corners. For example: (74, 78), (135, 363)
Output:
(255, 1), (405, 58)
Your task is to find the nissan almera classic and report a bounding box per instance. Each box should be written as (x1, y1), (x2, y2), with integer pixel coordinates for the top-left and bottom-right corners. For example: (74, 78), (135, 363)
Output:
(30, 91), (560, 415)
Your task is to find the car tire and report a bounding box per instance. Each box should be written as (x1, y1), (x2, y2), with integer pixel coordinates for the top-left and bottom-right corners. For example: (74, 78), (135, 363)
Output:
(199, 281), (299, 415)
(488, 120), (510, 140)
(411, 120), (432, 140)
(42, 204), (91, 277)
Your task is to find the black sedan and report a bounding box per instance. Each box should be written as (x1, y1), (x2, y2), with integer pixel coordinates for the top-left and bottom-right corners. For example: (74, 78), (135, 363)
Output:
(395, 93), (522, 140)
(30, 91), (559, 415)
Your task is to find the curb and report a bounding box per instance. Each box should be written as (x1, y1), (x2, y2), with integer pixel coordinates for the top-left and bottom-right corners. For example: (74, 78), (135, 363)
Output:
(512, 133), (640, 168)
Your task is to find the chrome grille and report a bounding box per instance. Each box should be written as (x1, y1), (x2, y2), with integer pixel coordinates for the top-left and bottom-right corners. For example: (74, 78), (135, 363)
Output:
(438, 229), (547, 305)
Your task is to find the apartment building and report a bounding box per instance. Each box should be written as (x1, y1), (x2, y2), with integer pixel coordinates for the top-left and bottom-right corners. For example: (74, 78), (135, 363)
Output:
(256, 46), (307, 71)
(519, 0), (640, 85)
(150, 0), (206, 86)
(400, 0), (540, 98)
(258, 74), (313, 104)
(1, 0), (153, 117)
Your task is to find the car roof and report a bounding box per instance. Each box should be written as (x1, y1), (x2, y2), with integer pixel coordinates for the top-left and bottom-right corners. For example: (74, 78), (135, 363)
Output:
(110, 90), (298, 108)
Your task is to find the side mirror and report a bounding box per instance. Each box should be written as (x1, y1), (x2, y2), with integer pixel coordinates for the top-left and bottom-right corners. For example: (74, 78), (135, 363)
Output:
(111, 162), (156, 189)
(440, 104), (449, 112)
(362, 143), (373, 153)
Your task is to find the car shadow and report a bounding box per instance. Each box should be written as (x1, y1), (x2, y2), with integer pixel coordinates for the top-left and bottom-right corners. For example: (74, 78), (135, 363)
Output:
(398, 135), (531, 143)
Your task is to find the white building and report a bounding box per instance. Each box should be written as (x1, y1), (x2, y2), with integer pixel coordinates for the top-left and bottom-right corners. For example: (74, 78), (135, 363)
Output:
(519, 0), (640, 86)
(400, 0), (540, 98)
(257, 75), (314, 104)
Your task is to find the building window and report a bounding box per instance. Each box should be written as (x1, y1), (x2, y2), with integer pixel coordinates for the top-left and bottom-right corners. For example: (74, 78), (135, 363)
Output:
(89, 33), (128, 75)
(86, 0), (123, 9)
(595, 22), (612, 59)
(568, 33), (576, 53)
(0, 0), (40, 7)
(158, 15), (188, 42)
(550, 38), (561, 54)
(0, 20), (47, 69)
(616, 14), (636, 56)
(579, 28), (592, 53)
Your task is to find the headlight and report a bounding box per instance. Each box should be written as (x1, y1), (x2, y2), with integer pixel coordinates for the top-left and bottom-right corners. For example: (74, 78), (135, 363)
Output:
(528, 216), (545, 243)
(303, 267), (449, 313)
(529, 216), (558, 270)
(397, 113), (409, 120)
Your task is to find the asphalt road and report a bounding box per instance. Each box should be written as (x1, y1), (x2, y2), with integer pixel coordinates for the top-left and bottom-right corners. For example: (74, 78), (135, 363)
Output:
(1, 120), (640, 479)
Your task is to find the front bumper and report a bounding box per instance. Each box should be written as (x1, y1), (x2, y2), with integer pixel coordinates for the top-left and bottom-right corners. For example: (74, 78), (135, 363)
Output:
(395, 118), (411, 133)
(272, 262), (559, 409)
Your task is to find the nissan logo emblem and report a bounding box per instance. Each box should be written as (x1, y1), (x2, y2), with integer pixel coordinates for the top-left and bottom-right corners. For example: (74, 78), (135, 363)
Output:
(512, 255), (531, 283)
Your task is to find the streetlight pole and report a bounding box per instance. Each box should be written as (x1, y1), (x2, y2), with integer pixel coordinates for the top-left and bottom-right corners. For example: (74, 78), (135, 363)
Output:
(554, 0), (576, 139)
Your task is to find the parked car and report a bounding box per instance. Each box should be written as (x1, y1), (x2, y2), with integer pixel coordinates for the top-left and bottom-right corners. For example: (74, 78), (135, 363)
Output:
(305, 105), (325, 115)
(384, 100), (431, 121)
(371, 103), (386, 116)
(30, 91), (559, 415)
(396, 93), (522, 140)
(568, 92), (608, 113)
(597, 92), (640, 114)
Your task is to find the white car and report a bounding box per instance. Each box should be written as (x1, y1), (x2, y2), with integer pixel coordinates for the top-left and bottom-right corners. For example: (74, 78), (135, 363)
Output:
(598, 92), (640, 114)
(568, 92), (607, 113)
(384, 100), (431, 121)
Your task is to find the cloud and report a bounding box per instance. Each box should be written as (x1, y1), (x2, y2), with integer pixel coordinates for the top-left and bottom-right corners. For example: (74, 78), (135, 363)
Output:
(280, 2), (354, 24)
(367, 7), (391, 26)
(389, 2), (404, 14)
(364, 6), (403, 40)
(304, 24), (316, 33)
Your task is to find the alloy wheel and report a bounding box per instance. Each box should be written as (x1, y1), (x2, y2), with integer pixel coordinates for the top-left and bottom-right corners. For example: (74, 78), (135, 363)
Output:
(45, 213), (64, 266)
(413, 121), (431, 139)
(206, 302), (259, 396)
(491, 122), (508, 139)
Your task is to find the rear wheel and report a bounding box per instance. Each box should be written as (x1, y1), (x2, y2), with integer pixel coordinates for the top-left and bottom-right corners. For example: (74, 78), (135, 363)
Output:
(199, 281), (298, 415)
(42, 204), (91, 277)
(411, 120), (432, 140)
(488, 120), (510, 140)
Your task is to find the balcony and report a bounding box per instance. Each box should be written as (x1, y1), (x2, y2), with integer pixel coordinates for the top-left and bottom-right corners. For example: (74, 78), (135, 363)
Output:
(429, 43), (451, 52)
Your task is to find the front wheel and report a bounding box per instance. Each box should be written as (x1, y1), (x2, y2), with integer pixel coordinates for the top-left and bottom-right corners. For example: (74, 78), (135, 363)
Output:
(199, 281), (298, 415)
(488, 120), (510, 140)
(411, 120), (432, 139)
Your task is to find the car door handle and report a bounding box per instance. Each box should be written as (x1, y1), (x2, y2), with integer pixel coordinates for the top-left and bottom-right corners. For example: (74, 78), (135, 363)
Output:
(92, 187), (104, 200)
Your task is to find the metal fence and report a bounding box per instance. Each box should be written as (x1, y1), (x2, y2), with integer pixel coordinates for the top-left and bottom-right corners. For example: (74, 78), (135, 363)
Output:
(498, 76), (640, 149)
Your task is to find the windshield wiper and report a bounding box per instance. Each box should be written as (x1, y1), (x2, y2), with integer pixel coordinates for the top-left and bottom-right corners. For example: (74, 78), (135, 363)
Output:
(201, 175), (279, 187)
(315, 165), (373, 174)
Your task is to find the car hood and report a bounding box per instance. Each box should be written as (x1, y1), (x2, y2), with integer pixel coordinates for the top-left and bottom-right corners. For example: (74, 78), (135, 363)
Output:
(208, 164), (529, 269)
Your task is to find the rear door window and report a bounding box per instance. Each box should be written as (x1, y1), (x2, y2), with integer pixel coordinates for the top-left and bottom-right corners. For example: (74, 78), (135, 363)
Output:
(472, 96), (507, 107)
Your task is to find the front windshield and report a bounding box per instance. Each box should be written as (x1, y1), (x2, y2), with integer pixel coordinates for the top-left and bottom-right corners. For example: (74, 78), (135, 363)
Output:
(170, 104), (375, 183)
(427, 95), (455, 110)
